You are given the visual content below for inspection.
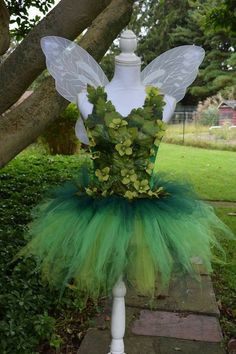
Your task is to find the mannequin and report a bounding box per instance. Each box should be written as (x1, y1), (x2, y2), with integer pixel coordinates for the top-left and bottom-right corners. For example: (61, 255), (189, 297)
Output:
(77, 29), (177, 354)
(78, 30), (176, 123)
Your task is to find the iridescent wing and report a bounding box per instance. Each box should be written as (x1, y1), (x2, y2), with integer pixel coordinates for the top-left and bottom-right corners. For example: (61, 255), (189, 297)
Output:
(141, 45), (205, 102)
(41, 36), (108, 103)
(41, 36), (109, 145)
(41, 36), (109, 102)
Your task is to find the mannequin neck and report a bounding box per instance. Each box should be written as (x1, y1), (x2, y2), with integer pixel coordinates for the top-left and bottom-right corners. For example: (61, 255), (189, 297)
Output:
(109, 63), (143, 90)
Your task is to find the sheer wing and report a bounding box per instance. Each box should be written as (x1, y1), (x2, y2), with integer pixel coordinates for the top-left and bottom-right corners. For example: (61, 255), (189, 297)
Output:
(41, 36), (109, 103)
(141, 45), (205, 102)
(75, 116), (90, 145)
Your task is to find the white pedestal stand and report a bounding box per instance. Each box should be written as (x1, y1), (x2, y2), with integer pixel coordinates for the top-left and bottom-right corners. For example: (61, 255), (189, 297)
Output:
(108, 277), (127, 354)
(77, 29), (176, 354)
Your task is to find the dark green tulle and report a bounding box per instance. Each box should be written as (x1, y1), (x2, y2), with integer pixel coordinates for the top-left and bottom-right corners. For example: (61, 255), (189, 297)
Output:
(19, 175), (234, 299)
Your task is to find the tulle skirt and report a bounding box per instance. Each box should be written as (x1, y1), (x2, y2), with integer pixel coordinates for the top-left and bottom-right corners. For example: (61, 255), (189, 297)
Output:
(20, 175), (232, 299)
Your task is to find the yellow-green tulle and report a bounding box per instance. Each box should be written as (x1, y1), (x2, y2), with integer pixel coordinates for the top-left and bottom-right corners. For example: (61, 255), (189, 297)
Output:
(20, 175), (233, 300)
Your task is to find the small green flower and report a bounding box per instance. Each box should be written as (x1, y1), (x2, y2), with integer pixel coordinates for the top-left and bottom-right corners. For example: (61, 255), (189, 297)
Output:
(156, 186), (165, 194)
(154, 137), (162, 147)
(145, 86), (160, 97)
(95, 167), (110, 182)
(150, 148), (156, 156)
(109, 118), (128, 130)
(124, 190), (138, 200)
(115, 139), (133, 156)
(155, 130), (165, 139)
(90, 139), (96, 147)
(91, 151), (100, 160)
(85, 187), (98, 196)
(148, 189), (162, 198)
(148, 186), (165, 198)
(121, 169), (137, 184)
(156, 119), (165, 128)
(145, 162), (154, 175)
(147, 190), (156, 197)
(102, 189), (108, 197)
(87, 131), (96, 146)
(150, 186), (165, 197)
(134, 179), (150, 193)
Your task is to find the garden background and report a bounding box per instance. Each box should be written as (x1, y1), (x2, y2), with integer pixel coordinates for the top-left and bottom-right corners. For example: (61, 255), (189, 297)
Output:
(0, 0), (235, 353)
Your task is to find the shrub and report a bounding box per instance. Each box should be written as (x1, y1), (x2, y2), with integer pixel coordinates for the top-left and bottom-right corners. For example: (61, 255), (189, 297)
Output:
(198, 105), (219, 126)
(41, 103), (80, 155)
(196, 94), (221, 126)
(0, 151), (95, 353)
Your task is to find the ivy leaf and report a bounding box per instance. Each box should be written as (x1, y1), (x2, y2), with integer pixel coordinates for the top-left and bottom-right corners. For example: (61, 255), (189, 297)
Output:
(128, 127), (138, 140)
(142, 121), (158, 136)
(140, 106), (153, 120)
(104, 111), (123, 126)
(128, 114), (144, 128)
(96, 97), (107, 118)
(87, 85), (107, 105)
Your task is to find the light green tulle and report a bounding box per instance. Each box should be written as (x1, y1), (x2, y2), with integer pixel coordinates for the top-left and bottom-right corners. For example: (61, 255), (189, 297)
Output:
(19, 176), (233, 300)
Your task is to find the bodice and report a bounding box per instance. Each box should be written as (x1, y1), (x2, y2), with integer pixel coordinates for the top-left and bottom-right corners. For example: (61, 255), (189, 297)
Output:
(82, 85), (167, 200)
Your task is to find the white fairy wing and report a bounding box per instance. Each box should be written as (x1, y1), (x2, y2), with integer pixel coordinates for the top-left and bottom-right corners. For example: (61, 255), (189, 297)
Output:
(75, 116), (90, 145)
(41, 36), (109, 103)
(141, 45), (205, 102)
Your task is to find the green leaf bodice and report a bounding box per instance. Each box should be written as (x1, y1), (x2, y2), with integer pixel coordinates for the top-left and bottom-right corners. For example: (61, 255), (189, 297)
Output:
(83, 85), (167, 200)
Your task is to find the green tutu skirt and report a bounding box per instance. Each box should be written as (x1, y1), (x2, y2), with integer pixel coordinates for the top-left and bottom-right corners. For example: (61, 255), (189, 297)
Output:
(20, 175), (232, 299)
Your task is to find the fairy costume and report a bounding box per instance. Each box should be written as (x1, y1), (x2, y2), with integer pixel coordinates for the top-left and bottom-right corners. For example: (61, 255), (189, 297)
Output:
(21, 82), (231, 300)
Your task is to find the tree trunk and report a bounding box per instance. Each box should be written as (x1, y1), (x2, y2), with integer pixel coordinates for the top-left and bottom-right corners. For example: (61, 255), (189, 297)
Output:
(0, 0), (134, 167)
(0, 0), (111, 115)
(0, 0), (10, 55)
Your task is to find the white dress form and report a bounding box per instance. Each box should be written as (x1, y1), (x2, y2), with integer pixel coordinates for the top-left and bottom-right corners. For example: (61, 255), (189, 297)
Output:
(77, 29), (176, 354)
(78, 30), (176, 123)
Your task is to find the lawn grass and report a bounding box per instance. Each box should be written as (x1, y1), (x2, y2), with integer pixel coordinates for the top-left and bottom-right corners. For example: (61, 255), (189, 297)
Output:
(164, 123), (236, 151)
(165, 123), (236, 139)
(165, 123), (209, 135)
(155, 143), (236, 201)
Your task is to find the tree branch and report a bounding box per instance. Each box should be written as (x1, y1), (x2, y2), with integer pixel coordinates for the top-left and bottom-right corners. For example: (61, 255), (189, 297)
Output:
(0, 0), (10, 56)
(0, 0), (111, 115)
(0, 0), (134, 167)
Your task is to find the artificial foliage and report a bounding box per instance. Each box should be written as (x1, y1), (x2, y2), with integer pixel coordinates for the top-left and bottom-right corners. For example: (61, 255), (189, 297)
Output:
(82, 85), (166, 199)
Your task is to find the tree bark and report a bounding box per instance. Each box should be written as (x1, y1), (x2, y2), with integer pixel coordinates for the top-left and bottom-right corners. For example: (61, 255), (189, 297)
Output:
(0, 0), (111, 115)
(0, 0), (134, 167)
(0, 0), (10, 56)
